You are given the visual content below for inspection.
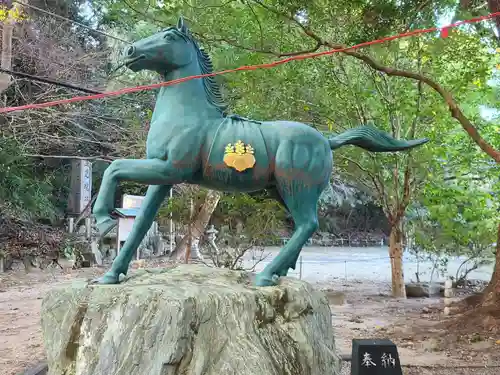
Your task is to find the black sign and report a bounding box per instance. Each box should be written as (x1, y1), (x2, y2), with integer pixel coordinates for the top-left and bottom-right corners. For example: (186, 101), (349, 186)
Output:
(351, 339), (402, 375)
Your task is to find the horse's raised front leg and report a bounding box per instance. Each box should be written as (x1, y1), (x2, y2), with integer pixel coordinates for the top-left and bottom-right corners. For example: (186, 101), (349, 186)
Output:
(93, 158), (182, 236)
(94, 184), (171, 284)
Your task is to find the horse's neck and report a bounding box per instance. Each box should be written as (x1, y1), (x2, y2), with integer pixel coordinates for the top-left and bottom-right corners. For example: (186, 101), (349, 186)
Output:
(151, 66), (222, 125)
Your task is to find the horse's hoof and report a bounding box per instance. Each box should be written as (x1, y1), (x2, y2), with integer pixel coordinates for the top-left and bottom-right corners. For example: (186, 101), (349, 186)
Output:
(255, 272), (279, 287)
(90, 271), (120, 285)
(277, 268), (289, 277)
(96, 217), (117, 238)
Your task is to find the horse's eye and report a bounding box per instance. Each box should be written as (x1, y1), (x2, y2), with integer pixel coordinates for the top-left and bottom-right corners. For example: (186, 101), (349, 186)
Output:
(164, 33), (175, 40)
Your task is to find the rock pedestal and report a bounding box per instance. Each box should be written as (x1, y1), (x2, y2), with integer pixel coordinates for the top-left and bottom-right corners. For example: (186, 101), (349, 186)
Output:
(41, 264), (342, 375)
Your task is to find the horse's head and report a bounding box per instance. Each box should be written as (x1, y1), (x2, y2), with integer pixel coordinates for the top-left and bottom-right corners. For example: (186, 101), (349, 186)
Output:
(123, 17), (194, 74)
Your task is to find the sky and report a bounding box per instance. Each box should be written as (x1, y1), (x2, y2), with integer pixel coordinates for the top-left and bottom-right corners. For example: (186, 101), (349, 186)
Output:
(79, 1), (96, 28)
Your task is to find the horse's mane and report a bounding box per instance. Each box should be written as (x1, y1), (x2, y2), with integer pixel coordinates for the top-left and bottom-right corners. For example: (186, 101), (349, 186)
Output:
(167, 26), (228, 115)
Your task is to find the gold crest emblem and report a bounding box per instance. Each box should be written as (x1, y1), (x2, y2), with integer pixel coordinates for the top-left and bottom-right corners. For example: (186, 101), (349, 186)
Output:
(223, 140), (256, 172)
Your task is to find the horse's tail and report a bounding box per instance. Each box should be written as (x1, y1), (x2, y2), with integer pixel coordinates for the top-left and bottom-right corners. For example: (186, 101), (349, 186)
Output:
(328, 125), (429, 152)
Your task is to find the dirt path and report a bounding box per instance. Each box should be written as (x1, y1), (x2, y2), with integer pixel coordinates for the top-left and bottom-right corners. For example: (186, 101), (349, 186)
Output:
(0, 266), (104, 375)
(1, 264), (498, 375)
(321, 280), (500, 369)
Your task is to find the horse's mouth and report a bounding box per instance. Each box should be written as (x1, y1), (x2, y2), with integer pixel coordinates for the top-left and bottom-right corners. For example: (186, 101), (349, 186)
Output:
(111, 55), (146, 73)
(124, 55), (146, 68)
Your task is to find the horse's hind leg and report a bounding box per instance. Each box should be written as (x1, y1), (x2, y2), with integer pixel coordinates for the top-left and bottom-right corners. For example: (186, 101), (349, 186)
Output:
(255, 188), (320, 286)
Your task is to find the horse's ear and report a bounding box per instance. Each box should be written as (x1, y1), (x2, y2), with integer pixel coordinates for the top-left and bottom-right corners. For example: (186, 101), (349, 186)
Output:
(177, 16), (188, 33)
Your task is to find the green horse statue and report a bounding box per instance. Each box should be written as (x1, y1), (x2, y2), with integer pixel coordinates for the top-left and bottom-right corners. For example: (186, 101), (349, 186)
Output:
(92, 17), (428, 286)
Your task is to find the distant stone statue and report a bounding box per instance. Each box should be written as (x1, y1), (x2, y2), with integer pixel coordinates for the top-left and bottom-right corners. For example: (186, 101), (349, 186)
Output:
(206, 224), (219, 255)
(137, 221), (162, 258)
(92, 17), (428, 287)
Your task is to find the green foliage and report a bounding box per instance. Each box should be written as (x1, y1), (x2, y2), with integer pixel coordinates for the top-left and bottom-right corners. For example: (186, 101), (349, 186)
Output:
(0, 1), (157, 226)
(201, 191), (286, 269)
(419, 180), (498, 250)
(216, 191), (286, 244)
(407, 172), (498, 282)
(157, 187), (206, 224)
(0, 138), (62, 221)
(158, 187), (286, 244)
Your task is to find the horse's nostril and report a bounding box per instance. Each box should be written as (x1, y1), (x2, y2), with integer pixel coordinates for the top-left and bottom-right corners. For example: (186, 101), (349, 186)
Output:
(126, 46), (136, 57)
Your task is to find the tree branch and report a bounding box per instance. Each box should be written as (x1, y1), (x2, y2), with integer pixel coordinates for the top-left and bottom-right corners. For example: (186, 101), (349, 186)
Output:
(338, 47), (498, 162)
(181, 0), (238, 9)
(338, 155), (394, 221)
(398, 59), (425, 221)
(195, 31), (322, 57)
(251, 0), (500, 162)
(117, 0), (323, 58)
(243, 0), (265, 50)
(338, 58), (368, 124)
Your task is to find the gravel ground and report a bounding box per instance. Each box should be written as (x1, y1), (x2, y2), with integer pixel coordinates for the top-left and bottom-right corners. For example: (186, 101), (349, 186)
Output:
(339, 362), (500, 375)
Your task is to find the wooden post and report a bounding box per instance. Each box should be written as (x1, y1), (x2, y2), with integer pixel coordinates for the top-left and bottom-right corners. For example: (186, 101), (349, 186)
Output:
(85, 217), (92, 239)
(68, 217), (75, 233)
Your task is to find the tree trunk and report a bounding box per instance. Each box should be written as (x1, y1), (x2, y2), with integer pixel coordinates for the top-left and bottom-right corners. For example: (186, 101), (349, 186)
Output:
(480, 222), (500, 306)
(389, 222), (406, 298)
(170, 190), (222, 260)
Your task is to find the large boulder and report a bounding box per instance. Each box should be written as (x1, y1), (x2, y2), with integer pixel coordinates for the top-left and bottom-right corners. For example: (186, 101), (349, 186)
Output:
(41, 264), (342, 375)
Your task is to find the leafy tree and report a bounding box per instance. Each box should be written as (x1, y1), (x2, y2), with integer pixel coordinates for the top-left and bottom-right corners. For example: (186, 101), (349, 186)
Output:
(328, 48), (435, 297)
(0, 0), (158, 213)
(200, 191), (286, 270)
(410, 145), (499, 281)
(407, 179), (498, 285)
(158, 188), (286, 260)
(215, 191), (286, 244)
(157, 187), (221, 259)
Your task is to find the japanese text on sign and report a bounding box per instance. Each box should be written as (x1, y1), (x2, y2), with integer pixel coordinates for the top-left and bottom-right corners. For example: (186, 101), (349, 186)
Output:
(80, 160), (92, 212)
(362, 352), (396, 368)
